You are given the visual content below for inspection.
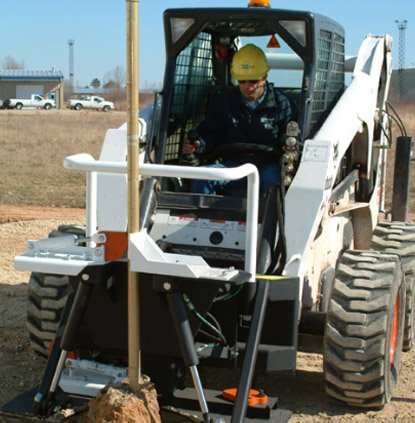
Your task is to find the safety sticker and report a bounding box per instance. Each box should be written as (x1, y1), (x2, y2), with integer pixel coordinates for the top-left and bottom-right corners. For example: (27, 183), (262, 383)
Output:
(237, 222), (247, 232)
(168, 216), (198, 227)
(267, 34), (281, 48)
(200, 219), (234, 230)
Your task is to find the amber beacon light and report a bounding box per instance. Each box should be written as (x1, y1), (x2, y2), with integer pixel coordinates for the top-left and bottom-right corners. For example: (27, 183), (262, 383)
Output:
(248, 0), (271, 7)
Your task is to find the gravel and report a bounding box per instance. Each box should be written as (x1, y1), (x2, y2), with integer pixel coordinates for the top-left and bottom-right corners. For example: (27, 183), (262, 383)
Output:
(1, 215), (415, 422)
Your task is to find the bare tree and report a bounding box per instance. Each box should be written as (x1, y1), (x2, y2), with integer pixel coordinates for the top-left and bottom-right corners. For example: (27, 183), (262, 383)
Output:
(63, 80), (74, 101)
(104, 66), (126, 89)
(1, 55), (25, 69)
(103, 66), (126, 107)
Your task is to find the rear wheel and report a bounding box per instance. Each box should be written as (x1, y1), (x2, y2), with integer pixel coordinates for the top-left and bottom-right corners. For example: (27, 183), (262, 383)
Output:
(26, 224), (86, 358)
(15, 103), (23, 110)
(371, 222), (415, 350)
(74, 103), (82, 111)
(323, 250), (405, 408)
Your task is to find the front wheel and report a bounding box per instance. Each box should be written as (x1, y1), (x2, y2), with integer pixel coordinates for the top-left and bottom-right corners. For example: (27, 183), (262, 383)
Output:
(323, 250), (405, 408)
(26, 224), (86, 358)
(27, 273), (70, 357)
(103, 105), (110, 112)
(44, 103), (52, 110)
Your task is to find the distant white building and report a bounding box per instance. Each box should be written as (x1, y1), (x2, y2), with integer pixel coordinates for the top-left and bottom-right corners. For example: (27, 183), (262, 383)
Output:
(0, 69), (64, 108)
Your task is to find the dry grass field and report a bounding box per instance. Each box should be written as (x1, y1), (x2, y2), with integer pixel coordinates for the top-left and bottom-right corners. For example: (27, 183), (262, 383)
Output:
(0, 102), (414, 212)
(0, 110), (126, 207)
(0, 92), (154, 209)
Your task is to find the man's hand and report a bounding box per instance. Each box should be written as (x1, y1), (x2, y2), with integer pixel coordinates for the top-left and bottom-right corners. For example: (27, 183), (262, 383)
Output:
(183, 138), (200, 155)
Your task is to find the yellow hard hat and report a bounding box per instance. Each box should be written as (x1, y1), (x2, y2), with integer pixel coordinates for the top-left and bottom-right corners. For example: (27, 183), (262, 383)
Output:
(230, 44), (270, 80)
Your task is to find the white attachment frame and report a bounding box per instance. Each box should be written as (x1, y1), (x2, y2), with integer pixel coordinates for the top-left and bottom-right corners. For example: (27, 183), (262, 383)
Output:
(15, 234), (107, 276)
(18, 155), (259, 282)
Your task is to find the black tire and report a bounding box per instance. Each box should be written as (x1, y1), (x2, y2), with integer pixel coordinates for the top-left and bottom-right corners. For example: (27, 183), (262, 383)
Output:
(27, 273), (71, 357)
(323, 250), (405, 408)
(74, 103), (82, 111)
(371, 222), (415, 351)
(26, 224), (86, 358)
(44, 103), (52, 110)
(103, 105), (110, 112)
(15, 103), (23, 110)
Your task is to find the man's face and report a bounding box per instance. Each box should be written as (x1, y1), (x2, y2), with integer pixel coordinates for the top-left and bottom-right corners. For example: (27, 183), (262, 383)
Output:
(238, 75), (267, 102)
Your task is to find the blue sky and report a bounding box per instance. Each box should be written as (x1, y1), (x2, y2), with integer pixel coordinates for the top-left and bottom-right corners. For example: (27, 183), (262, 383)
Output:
(2, 0), (414, 89)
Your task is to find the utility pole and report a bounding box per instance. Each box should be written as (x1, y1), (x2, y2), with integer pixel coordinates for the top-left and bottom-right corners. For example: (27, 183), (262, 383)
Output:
(395, 20), (407, 101)
(67, 39), (75, 88)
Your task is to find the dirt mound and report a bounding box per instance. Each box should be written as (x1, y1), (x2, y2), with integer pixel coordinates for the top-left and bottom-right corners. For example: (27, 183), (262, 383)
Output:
(85, 377), (160, 423)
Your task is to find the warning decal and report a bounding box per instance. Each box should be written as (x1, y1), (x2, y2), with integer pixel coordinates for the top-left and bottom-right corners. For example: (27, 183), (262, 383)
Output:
(267, 34), (281, 48)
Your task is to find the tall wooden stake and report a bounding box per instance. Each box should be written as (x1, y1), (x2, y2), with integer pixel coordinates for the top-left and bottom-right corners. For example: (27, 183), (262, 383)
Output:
(126, 0), (140, 390)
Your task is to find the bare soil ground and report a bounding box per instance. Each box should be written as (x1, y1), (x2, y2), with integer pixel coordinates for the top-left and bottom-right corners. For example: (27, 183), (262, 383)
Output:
(1, 208), (415, 422)
(0, 211), (85, 422)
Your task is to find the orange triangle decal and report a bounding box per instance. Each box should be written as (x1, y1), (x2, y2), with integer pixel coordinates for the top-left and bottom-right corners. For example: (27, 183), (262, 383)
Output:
(267, 34), (281, 48)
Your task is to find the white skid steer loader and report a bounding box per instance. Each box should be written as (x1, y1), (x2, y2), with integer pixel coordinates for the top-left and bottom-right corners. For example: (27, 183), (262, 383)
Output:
(1, 1), (414, 422)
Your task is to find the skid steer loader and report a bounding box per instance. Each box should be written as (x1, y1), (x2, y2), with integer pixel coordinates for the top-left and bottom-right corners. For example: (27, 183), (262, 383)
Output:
(1, 1), (414, 422)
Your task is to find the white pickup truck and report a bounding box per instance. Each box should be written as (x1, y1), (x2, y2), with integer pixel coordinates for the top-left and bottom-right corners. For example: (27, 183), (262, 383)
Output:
(67, 96), (114, 112)
(5, 94), (55, 110)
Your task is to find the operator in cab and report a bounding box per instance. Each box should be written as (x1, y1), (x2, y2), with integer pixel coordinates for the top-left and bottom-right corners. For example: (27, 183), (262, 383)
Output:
(183, 43), (297, 197)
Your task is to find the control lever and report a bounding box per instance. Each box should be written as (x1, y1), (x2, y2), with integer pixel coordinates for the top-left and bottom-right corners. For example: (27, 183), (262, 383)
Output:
(180, 129), (199, 166)
(187, 129), (199, 146)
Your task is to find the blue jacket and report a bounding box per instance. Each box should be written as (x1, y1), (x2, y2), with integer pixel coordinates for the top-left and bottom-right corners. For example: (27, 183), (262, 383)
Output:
(196, 82), (297, 166)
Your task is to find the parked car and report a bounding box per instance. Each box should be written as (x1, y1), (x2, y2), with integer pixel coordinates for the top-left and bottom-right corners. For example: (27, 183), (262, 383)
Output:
(6, 94), (55, 110)
(67, 96), (114, 111)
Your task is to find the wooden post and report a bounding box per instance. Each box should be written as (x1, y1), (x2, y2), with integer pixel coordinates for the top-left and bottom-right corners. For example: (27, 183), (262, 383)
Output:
(126, 0), (140, 390)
